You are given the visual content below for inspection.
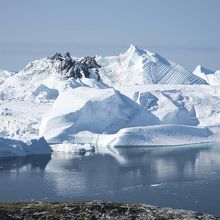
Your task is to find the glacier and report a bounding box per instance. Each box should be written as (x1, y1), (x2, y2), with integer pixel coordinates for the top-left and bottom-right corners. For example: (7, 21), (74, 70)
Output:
(0, 45), (220, 156)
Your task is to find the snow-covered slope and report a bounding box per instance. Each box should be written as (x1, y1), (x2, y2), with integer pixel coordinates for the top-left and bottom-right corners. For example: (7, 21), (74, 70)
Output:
(0, 46), (220, 155)
(193, 65), (220, 85)
(0, 46), (207, 104)
(0, 69), (16, 85)
(39, 86), (159, 143)
(98, 45), (207, 87)
(0, 53), (106, 102)
(40, 83), (220, 146)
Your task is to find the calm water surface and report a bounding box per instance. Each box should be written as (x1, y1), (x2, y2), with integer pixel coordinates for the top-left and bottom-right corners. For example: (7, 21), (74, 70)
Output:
(0, 143), (220, 215)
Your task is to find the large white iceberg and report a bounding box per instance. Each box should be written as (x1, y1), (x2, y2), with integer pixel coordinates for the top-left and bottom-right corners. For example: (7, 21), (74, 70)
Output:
(0, 45), (220, 155)
(39, 86), (159, 143)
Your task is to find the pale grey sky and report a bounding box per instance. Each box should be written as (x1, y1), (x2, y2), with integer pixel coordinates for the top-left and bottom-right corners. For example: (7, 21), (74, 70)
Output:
(0, 0), (220, 71)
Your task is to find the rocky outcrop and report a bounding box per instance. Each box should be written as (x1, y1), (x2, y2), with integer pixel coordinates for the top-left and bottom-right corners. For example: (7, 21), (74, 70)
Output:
(0, 201), (219, 220)
(50, 52), (101, 80)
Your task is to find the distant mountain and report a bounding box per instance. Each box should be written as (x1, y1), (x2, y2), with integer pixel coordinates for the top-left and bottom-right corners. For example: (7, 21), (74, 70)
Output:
(193, 65), (220, 85)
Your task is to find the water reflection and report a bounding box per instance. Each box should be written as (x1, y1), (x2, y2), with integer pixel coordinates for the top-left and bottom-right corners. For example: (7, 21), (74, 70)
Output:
(97, 143), (220, 181)
(0, 155), (51, 171)
(0, 143), (220, 215)
(42, 143), (220, 199)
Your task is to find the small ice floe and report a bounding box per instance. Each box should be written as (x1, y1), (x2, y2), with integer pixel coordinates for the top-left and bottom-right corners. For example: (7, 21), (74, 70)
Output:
(150, 183), (164, 187)
(51, 141), (95, 156)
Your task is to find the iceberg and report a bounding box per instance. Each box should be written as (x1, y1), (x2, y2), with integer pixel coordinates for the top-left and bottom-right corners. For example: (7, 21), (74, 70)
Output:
(0, 137), (51, 158)
(0, 45), (220, 156)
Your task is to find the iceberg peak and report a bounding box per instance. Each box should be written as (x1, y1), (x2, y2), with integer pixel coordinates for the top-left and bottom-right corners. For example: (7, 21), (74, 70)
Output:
(125, 45), (170, 65)
(193, 65), (220, 85)
(194, 65), (214, 75)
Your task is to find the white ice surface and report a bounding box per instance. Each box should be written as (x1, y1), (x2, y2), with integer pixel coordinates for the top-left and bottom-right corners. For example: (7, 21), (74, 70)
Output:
(193, 65), (220, 85)
(0, 69), (16, 85)
(39, 86), (159, 143)
(0, 45), (220, 155)
(98, 45), (207, 87)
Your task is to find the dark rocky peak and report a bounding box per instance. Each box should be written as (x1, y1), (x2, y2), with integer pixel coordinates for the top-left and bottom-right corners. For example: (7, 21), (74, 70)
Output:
(50, 52), (64, 61)
(50, 52), (73, 62)
(50, 52), (101, 80)
(80, 56), (101, 69)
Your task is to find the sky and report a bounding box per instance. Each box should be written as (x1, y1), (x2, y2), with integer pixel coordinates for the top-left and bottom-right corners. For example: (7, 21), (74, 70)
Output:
(0, 0), (220, 71)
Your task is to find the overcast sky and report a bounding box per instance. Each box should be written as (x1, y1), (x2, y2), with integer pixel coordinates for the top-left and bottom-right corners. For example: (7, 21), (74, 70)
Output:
(0, 0), (220, 71)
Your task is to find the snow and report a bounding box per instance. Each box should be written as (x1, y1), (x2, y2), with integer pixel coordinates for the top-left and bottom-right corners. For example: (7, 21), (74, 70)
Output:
(103, 125), (213, 146)
(97, 45), (207, 87)
(0, 69), (16, 85)
(39, 86), (159, 143)
(0, 56), (106, 102)
(32, 84), (59, 103)
(0, 45), (220, 156)
(52, 141), (95, 156)
(39, 83), (220, 147)
(0, 100), (51, 140)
